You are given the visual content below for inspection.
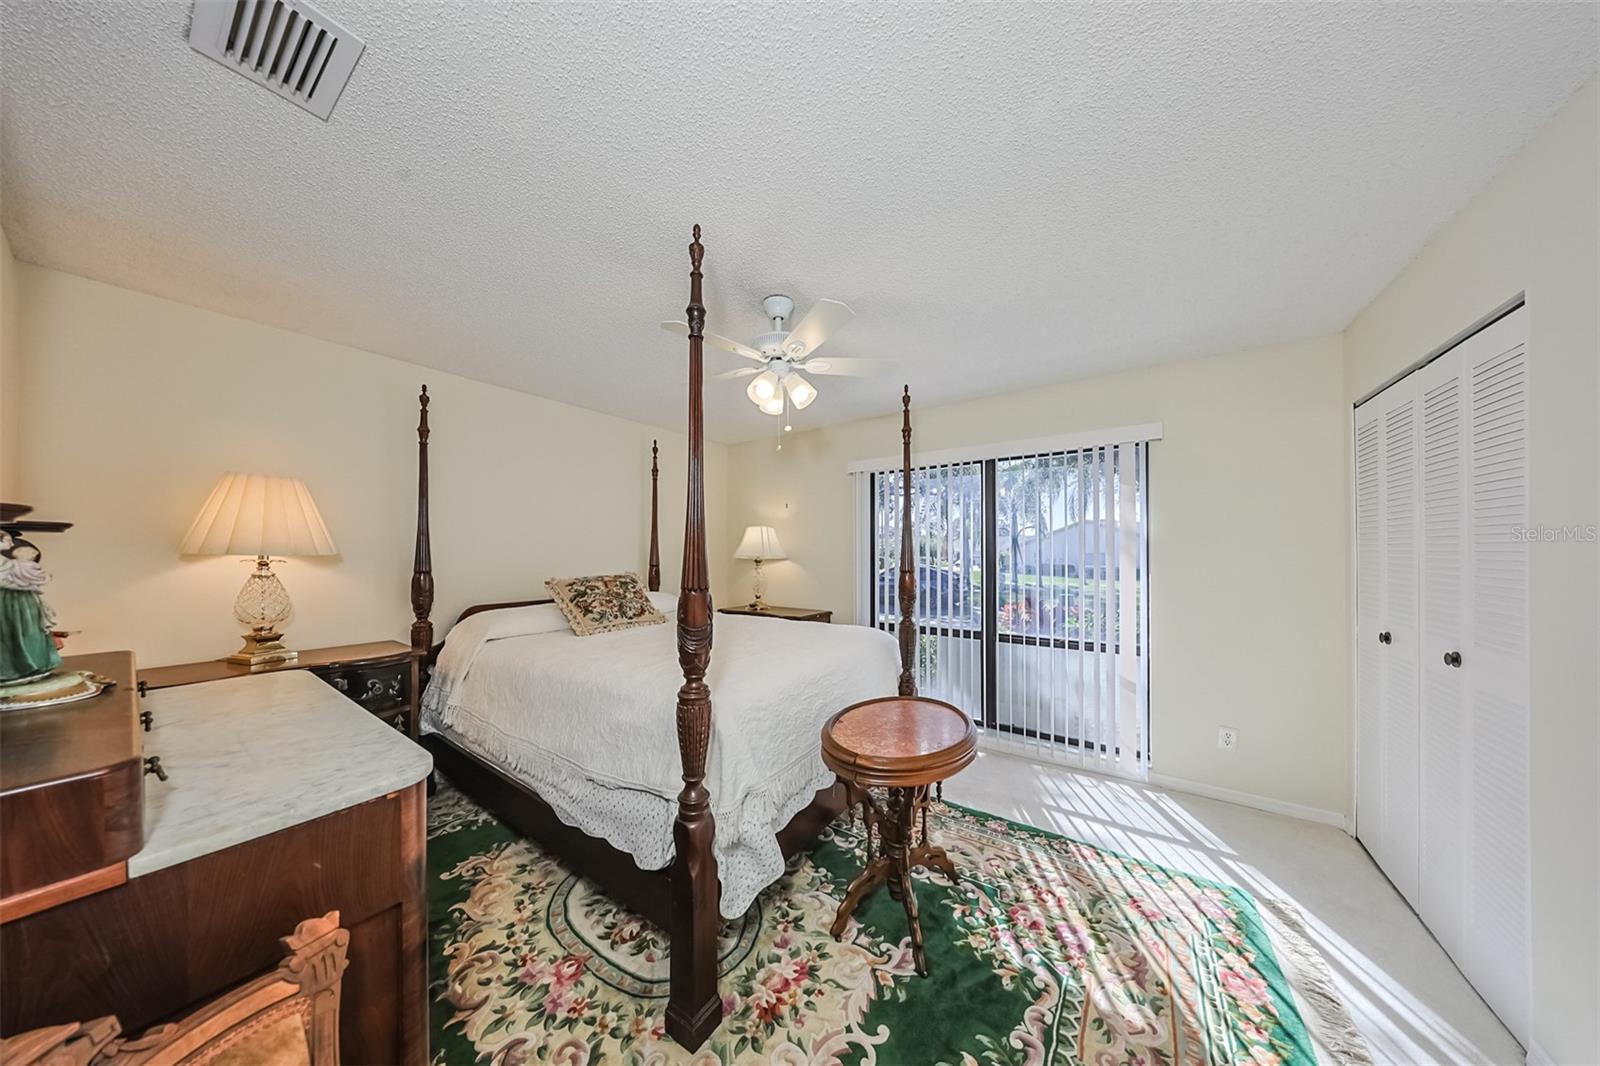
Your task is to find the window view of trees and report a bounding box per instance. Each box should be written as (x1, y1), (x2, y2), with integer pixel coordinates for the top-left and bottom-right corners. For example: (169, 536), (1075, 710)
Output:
(873, 452), (1138, 645)
(871, 464), (981, 631)
(996, 453), (1134, 647)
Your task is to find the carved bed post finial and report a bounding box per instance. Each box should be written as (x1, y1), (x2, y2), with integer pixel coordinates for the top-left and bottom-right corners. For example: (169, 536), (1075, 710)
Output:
(897, 385), (917, 697)
(686, 226), (706, 336)
(668, 225), (721, 1049)
(648, 440), (661, 592)
(411, 385), (434, 656)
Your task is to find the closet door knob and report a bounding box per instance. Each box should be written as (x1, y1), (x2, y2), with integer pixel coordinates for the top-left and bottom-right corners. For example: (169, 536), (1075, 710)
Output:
(1378, 631), (1392, 645)
(1443, 651), (1462, 668)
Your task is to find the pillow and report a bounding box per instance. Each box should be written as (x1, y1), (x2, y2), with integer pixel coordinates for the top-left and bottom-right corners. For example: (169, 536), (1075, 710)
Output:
(544, 573), (667, 636)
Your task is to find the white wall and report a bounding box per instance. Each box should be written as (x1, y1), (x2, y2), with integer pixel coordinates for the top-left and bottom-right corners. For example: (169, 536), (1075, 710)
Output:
(728, 335), (1352, 821)
(11, 264), (730, 667)
(0, 227), (19, 496)
(1344, 78), (1598, 1066)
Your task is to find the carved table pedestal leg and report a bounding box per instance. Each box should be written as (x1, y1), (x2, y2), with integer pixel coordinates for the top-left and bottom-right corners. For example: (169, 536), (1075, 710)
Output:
(829, 784), (959, 977)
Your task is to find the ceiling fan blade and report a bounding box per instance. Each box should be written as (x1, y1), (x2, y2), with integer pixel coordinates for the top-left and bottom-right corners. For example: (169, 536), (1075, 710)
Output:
(801, 357), (897, 378)
(708, 334), (770, 363)
(782, 298), (854, 360)
(660, 320), (765, 362)
(712, 367), (761, 380)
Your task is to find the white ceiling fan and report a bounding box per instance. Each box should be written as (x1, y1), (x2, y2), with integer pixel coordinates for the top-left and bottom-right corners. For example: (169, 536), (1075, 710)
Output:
(661, 294), (895, 419)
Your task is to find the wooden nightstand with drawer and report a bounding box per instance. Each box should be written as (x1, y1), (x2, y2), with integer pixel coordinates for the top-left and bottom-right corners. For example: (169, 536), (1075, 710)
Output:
(139, 641), (423, 738)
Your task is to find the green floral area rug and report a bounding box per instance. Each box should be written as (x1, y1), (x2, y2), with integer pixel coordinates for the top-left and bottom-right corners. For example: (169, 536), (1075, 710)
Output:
(428, 784), (1370, 1065)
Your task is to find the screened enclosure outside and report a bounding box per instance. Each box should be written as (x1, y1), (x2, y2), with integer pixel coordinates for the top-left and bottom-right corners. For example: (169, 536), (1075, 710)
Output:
(865, 442), (1150, 777)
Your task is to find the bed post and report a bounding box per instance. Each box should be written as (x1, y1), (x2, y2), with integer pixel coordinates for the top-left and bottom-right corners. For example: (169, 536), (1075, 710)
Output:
(411, 385), (434, 657)
(667, 225), (721, 1050)
(648, 440), (661, 592)
(897, 385), (917, 697)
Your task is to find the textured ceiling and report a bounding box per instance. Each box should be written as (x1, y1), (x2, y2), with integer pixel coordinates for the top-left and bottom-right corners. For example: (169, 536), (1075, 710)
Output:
(2, 2), (1594, 442)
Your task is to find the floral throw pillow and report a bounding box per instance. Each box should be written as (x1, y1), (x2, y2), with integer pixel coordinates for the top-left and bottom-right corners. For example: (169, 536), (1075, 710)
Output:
(544, 573), (666, 636)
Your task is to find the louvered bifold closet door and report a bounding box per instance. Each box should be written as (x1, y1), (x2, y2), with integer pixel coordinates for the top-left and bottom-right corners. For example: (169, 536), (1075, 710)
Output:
(1458, 309), (1532, 1045)
(1416, 346), (1467, 958)
(1378, 376), (1422, 906)
(1357, 306), (1531, 1047)
(1353, 401), (1385, 861)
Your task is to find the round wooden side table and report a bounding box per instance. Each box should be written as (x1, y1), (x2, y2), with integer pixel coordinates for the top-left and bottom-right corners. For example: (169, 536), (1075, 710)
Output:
(820, 695), (977, 976)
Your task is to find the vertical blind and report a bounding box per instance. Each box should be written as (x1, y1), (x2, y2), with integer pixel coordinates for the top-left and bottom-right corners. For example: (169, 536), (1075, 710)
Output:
(861, 439), (1152, 779)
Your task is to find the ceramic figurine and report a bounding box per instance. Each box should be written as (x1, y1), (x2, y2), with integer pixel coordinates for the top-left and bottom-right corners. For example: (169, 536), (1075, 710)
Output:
(0, 530), (61, 684)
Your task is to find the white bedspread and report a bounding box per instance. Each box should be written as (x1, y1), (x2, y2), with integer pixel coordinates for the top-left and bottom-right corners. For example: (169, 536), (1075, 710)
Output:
(421, 595), (898, 917)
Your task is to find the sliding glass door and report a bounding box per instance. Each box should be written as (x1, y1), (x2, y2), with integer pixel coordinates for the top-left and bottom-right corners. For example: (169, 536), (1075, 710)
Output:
(867, 443), (1150, 776)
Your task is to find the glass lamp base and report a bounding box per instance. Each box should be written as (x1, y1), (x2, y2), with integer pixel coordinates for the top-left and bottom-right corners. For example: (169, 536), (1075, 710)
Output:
(751, 559), (768, 610)
(228, 557), (298, 667)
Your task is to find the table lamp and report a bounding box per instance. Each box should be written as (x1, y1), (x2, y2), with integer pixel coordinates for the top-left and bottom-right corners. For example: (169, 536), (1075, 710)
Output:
(179, 473), (338, 666)
(734, 525), (786, 610)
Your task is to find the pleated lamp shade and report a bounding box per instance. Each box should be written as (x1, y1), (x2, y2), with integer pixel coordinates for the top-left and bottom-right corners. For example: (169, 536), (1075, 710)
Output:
(179, 474), (338, 557)
(734, 525), (786, 560)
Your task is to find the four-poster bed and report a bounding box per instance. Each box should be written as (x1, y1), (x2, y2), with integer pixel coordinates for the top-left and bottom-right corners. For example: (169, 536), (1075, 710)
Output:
(410, 227), (919, 1051)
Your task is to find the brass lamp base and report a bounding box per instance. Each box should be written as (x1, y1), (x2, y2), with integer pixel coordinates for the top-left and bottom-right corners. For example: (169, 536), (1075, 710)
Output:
(226, 629), (299, 668)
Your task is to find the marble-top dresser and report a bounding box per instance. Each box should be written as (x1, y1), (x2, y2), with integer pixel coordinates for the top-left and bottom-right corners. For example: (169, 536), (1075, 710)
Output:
(135, 671), (432, 876)
(1, 670), (434, 1065)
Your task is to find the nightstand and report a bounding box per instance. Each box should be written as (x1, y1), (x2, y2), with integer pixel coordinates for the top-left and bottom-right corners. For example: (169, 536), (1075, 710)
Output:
(139, 641), (423, 739)
(718, 604), (833, 623)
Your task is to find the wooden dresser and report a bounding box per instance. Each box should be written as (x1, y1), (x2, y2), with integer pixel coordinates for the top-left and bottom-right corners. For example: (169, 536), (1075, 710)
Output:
(0, 668), (434, 1065)
(0, 652), (145, 920)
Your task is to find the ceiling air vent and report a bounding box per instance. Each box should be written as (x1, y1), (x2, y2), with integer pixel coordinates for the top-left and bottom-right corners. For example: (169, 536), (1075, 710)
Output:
(189, 0), (365, 121)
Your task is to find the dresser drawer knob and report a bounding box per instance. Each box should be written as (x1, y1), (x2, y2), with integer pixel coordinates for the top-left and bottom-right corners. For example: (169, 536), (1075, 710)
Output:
(143, 755), (169, 782)
(140, 709), (154, 732)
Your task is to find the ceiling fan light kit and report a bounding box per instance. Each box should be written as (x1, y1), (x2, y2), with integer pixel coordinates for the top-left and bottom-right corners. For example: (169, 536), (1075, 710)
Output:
(661, 291), (897, 423)
(784, 373), (816, 409)
(747, 370), (780, 404)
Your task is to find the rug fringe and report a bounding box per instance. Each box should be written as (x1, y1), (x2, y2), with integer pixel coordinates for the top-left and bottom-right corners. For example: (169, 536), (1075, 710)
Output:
(1257, 896), (1373, 1066)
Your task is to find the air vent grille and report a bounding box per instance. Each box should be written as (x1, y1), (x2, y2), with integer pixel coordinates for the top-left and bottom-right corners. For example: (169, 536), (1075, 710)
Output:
(189, 0), (364, 121)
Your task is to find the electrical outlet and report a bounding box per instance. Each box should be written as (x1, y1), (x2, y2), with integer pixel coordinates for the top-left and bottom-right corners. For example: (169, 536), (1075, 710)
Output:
(1217, 726), (1239, 751)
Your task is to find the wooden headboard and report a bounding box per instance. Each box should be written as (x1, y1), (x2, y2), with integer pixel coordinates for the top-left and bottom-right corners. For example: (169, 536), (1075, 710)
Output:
(408, 397), (663, 659)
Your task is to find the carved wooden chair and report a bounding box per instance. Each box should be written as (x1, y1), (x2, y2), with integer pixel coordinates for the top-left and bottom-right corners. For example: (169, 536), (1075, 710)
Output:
(98, 912), (349, 1066)
(0, 1018), (122, 1066)
(3, 913), (349, 1066)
